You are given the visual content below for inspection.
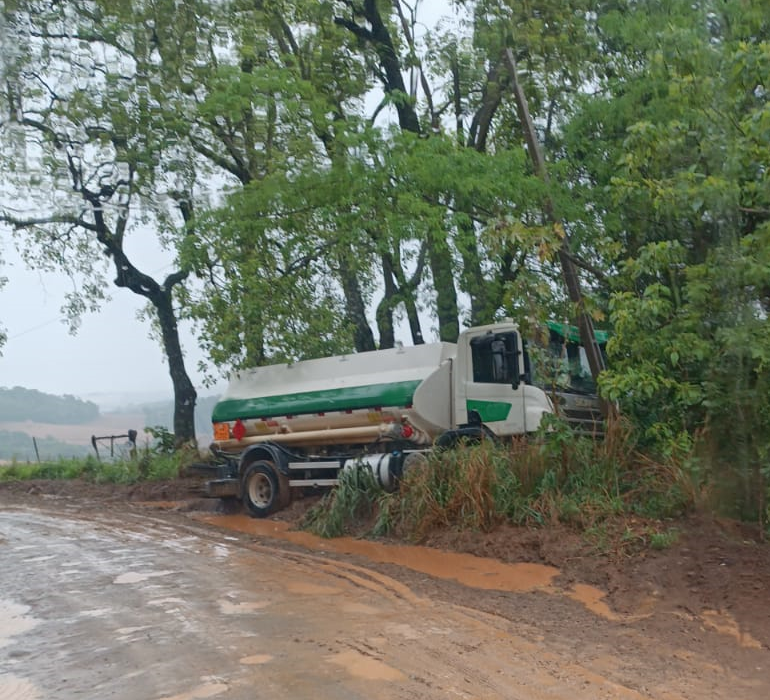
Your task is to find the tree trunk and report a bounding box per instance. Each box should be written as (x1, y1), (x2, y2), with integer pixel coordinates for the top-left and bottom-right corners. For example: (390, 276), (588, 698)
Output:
(503, 49), (607, 386)
(337, 252), (376, 352)
(153, 289), (198, 447)
(375, 254), (397, 349)
(455, 202), (491, 326)
(336, 0), (459, 342)
(86, 191), (199, 448)
(428, 232), (460, 341)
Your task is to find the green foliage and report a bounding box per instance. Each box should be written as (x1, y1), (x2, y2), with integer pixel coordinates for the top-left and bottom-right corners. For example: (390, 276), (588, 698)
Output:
(0, 452), (182, 485)
(3, 0), (770, 527)
(144, 425), (176, 455)
(648, 528), (680, 551)
(0, 386), (100, 424)
(301, 464), (385, 539)
(302, 418), (696, 545)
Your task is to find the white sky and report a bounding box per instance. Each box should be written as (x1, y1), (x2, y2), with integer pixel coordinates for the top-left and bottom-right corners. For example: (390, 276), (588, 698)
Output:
(0, 1), (459, 407)
(0, 244), (212, 406)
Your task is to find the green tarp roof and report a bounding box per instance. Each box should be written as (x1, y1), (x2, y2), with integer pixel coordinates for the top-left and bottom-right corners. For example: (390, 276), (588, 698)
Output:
(546, 321), (610, 344)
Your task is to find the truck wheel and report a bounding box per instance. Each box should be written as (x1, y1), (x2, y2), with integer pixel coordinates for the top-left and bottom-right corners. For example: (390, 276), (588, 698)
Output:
(242, 461), (289, 518)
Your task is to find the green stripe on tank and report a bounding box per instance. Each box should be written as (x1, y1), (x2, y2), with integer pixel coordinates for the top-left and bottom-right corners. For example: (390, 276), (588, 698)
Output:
(212, 380), (422, 422)
(466, 399), (512, 423)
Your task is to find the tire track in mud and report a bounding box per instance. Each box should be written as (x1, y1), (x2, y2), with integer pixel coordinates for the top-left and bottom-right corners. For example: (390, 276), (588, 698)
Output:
(48, 506), (674, 698)
(6, 501), (767, 700)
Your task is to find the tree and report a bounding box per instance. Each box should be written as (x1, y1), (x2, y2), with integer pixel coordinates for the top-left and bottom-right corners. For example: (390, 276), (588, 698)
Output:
(0, 0), (203, 445)
(561, 0), (770, 517)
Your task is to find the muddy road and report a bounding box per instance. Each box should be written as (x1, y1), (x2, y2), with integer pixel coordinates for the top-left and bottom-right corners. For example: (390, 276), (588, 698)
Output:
(0, 496), (768, 700)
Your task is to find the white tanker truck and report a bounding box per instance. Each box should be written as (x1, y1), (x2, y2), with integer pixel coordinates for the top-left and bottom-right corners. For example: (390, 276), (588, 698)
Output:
(204, 320), (606, 517)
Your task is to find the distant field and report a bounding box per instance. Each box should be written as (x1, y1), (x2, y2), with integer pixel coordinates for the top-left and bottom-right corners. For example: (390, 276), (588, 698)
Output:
(0, 412), (148, 446)
(0, 411), (212, 463)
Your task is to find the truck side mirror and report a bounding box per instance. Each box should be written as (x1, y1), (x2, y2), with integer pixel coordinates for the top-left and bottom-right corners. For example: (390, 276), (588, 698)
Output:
(511, 374), (520, 391)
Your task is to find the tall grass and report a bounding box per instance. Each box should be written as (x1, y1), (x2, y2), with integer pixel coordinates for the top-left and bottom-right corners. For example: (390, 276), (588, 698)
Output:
(301, 464), (388, 538)
(304, 416), (699, 541)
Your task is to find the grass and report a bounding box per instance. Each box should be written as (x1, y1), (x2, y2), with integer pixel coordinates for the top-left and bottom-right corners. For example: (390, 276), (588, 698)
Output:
(0, 451), (185, 485)
(301, 463), (388, 538)
(302, 415), (699, 547)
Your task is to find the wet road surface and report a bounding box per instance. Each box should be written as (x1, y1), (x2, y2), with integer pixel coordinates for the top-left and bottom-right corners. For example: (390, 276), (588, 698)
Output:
(1, 502), (767, 699)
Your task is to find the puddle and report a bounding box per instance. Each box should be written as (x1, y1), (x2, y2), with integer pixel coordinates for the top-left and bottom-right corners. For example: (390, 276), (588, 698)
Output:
(212, 544), (230, 559)
(566, 584), (621, 621)
(114, 570), (175, 585)
(0, 600), (39, 648)
(327, 649), (405, 682)
(199, 515), (559, 593)
(149, 597), (187, 607)
(0, 674), (41, 700)
(117, 626), (151, 636)
(22, 555), (57, 563)
(218, 600), (269, 614)
(196, 514), (656, 622)
(240, 654), (274, 665)
(701, 609), (763, 649)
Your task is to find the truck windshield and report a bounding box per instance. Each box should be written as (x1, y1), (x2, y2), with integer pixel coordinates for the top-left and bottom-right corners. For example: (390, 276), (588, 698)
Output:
(527, 328), (602, 395)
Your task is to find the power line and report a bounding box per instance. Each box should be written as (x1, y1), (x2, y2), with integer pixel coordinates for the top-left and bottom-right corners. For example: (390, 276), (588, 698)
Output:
(7, 316), (62, 340)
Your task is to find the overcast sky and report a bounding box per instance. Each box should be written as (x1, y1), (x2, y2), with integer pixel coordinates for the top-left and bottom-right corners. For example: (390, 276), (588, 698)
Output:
(0, 0), (457, 407)
(0, 242), (212, 405)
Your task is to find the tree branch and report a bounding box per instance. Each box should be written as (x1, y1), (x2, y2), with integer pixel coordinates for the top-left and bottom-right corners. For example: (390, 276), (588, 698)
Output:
(0, 211), (97, 232)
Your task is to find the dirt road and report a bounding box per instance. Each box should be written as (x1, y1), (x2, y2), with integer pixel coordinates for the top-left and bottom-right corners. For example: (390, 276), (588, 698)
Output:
(0, 494), (768, 699)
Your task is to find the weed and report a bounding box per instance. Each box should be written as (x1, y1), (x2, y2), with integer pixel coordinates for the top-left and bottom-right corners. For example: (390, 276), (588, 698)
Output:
(648, 527), (680, 550)
(301, 464), (383, 538)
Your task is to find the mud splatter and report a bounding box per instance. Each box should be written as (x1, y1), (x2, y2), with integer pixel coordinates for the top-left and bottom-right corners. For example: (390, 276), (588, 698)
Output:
(701, 610), (763, 649)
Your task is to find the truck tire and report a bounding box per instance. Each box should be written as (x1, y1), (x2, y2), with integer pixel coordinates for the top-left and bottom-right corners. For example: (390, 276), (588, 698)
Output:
(241, 461), (290, 518)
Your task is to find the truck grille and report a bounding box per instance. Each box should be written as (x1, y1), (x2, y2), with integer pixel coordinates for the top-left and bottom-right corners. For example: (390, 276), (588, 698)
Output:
(554, 392), (605, 437)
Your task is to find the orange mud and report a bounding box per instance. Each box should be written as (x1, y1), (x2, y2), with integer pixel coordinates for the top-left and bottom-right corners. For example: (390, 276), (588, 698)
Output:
(196, 514), (639, 620)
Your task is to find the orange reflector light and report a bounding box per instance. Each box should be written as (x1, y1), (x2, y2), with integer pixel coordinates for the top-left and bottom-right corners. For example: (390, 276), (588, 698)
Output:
(213, 423), (230, 441)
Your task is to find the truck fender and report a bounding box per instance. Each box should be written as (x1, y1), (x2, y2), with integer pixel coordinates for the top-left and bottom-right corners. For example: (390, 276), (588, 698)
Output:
(434, 423), (498, 450)
(239, 443), (290, 477)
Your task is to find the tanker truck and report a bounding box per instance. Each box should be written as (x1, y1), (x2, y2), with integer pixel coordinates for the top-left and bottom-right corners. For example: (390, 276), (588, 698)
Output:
(204, 320), (605, 517)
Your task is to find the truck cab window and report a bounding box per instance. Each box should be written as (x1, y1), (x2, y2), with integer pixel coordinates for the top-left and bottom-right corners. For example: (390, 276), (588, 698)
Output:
(470, 333), (517, 384)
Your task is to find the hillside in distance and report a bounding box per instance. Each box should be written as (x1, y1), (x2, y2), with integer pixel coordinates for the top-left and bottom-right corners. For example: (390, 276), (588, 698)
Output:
(0, 387), (220, 461)
(0, 386), (100, 424)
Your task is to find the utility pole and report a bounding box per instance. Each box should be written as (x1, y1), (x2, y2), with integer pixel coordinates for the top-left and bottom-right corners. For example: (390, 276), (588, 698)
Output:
(503, 48), (606, 385)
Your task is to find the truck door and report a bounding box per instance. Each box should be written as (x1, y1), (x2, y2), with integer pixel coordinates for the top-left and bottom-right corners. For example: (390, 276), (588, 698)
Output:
(458, 331), (526, 436)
